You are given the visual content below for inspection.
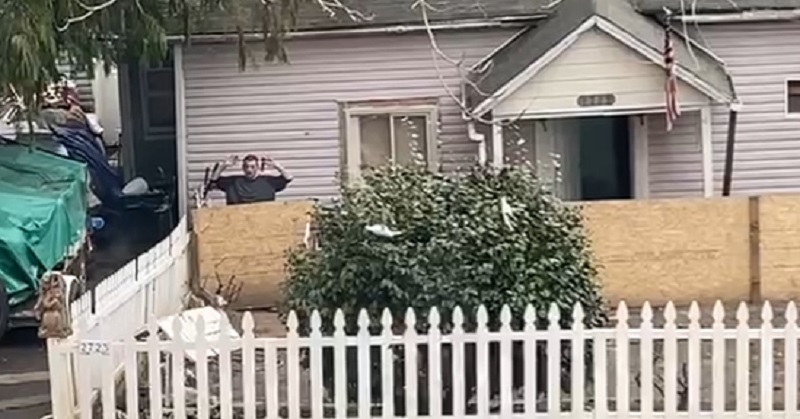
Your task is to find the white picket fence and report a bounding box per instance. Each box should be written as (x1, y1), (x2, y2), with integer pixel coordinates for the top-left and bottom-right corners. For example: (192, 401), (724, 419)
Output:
(48, 215), (191, 418)
(49, 299), (800, 419)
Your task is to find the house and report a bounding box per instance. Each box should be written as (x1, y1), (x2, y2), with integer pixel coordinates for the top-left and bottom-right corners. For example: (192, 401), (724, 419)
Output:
(119, 0), (800, 215)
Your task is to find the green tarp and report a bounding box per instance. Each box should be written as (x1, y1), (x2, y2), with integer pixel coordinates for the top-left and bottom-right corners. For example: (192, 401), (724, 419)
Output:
(0, 145), (87, 306)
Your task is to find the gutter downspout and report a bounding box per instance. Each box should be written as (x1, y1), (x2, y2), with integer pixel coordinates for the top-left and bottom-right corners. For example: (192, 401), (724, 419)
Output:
(468, 121), (487, 164)
(721, 101), (742, 196)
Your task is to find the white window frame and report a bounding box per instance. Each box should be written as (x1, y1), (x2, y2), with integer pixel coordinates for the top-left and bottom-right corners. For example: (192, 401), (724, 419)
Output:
(343, 102), (439, 180)
(785, 78), (800, 118)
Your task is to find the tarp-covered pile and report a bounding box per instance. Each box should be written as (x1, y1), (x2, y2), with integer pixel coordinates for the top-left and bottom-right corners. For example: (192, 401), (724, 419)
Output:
(0, 144), (87, 305)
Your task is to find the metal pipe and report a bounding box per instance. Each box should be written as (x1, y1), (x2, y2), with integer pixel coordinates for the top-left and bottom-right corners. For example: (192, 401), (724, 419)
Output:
(722, 109), (739, 196)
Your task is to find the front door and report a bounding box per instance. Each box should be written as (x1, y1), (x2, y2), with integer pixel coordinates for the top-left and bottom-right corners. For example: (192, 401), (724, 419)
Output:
(534, 116), (633, 201)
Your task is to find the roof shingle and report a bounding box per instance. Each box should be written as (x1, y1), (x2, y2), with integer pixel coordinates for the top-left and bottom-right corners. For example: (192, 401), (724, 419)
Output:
(186, 0), (800, 35)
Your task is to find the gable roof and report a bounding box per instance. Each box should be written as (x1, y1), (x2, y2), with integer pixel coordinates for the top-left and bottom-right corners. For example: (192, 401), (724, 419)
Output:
(186, 0), (800, 35)
(465, 0), (737, 115)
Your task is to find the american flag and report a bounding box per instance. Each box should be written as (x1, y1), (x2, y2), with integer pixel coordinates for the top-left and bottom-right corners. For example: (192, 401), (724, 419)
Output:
(663, 21), (680, 131)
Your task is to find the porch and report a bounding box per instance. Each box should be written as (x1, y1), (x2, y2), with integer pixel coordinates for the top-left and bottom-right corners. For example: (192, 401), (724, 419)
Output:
(467, 0), (737, 200)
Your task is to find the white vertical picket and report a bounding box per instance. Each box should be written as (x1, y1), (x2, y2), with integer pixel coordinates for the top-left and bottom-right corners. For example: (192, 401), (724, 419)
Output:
(499, 306), (513, 419)
(785, 302), (798, 417)
(711, 301), (726, 419)
(687, 302), (701, 418)
(287, 312), (301, 419)
(172, 315), (187, 419)
(310, 311), (325, 419)
(218, 314), (234, 419)
(760, 302), (774, 417)
(736, 302), (750, 417)
(196, 316), (211, 419)
(334, 309), (348, 419)
(616, 302), (630, 418)
(451, 307), (466, 419)
(380, 309), (395, 419)
(475, 306), (489, 419)
(405, 308), (419, 419)
(663, 302), (678, 417)
(264, 336), (279, 419)
(124, 331), (140, 419)
(640, 302), (654, 419)
(147, 315), (163, 419)
(76, 318), (93, 419)
(101, 341), (116, 419)
(240, 314), (256, 419)
(570, 304), (585, 416)
(593, 321), (608, 417)
(547, 303), (561, 415)
(524, 305), (537, 416)
(429, 308), (443, 419)
(357, 309), (371, 419)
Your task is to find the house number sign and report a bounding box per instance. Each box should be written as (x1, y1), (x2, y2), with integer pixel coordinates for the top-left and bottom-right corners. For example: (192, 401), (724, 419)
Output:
(577, 94), (616, 107)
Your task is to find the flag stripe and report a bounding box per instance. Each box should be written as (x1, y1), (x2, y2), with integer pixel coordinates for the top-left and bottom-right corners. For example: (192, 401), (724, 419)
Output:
(663, 22), (681, 131)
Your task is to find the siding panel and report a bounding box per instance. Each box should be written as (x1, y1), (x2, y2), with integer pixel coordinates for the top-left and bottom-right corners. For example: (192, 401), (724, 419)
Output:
(701, 23), (800, 195)
(183, 30), (514, 201)
(647, 111), (704, 198)
(495, 29), (707, 117)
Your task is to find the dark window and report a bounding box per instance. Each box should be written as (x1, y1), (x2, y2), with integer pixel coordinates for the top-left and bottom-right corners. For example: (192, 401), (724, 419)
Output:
(147, 95), (175, 128)
(788, 81), (800, 114)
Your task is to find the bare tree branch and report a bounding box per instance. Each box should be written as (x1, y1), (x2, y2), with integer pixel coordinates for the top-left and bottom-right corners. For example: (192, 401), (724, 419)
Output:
(57, 0), (121, 32)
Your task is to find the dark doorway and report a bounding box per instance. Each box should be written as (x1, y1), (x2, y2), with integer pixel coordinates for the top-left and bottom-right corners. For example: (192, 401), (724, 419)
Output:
(577, 116), (633, 200)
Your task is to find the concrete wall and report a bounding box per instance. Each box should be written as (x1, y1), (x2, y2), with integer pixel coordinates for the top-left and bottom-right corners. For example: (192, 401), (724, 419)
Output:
(193, 196), (800, 310)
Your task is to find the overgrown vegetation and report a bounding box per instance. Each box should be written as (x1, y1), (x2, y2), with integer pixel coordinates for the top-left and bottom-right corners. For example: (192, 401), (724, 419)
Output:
(283, 164), (607, 330)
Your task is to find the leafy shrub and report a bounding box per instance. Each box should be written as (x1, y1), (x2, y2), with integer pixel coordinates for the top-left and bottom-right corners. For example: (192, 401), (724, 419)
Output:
(282, 164), (606, 330)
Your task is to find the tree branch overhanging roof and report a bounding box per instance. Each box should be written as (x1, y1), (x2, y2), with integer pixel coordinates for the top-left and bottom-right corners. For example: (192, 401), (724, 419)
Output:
(465, 0), (739, 116)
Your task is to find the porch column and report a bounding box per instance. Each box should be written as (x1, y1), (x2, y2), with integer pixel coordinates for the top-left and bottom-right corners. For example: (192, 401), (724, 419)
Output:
(701, 106), (714, 197)
(630, 115), (649, 199)
(492, 122), (503, 166)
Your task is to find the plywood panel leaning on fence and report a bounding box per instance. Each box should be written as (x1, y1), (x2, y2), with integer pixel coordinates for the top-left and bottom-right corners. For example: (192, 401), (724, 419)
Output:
(65, 300), (800, 419)
(193, 201), (314, 309)
(580, 197), (752, 306)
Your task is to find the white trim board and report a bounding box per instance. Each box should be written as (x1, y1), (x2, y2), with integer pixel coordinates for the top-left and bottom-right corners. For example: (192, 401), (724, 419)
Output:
(173, 43), (188, 218)
(494, 104), (708, 120)
(342, 103), (439, 180)
(784, 77), (800, 119)
(472, 16), (734, 116)
(473, 17), (598, 116)
(700, 106), (714, 197)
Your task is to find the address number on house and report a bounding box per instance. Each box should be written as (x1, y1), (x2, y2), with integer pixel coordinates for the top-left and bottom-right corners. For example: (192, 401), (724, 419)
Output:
(577, 94), (616, 107)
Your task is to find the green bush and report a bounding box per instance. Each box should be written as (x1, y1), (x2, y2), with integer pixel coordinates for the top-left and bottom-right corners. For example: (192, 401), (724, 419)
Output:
(282, 164), (607, 331)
